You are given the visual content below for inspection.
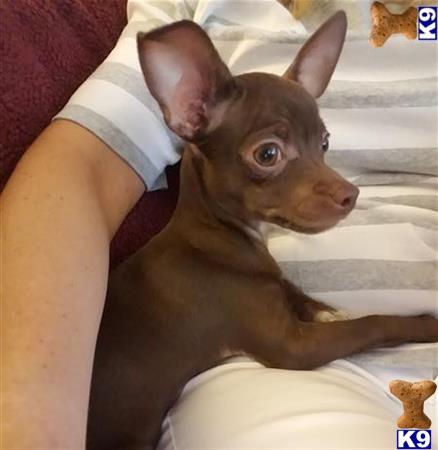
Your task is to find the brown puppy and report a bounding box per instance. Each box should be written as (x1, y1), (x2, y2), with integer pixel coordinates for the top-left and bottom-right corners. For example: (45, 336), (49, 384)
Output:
(86, 12), (438, 450)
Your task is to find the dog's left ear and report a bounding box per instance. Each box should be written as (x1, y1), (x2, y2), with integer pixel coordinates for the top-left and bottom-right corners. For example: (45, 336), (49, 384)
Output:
(137, 20), (233, 141)
(284, 11), (347, 98)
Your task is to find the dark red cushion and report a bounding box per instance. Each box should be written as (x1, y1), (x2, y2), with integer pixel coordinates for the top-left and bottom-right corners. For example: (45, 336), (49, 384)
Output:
(0, 0), (179, 267)
(110, 166), (180, 267)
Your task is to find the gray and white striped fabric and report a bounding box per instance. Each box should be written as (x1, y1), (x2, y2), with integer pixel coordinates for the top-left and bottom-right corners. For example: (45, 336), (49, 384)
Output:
(55, 0), (437, 366)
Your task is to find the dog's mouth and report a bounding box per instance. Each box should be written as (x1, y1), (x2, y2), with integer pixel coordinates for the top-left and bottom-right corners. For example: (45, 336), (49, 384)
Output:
(259, 188), (358, 234)
(287, 219), (340, 234)
(266, 212), (348, 235)
(291, 220), (340, 234)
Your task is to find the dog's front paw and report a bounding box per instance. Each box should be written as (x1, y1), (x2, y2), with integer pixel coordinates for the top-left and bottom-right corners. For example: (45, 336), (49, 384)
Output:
(413, 314), (438, 342)
(314, 309), (350, 323)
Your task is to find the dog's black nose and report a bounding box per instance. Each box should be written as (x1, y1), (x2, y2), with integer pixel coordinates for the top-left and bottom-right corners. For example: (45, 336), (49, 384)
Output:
(331, 184), (359, 210)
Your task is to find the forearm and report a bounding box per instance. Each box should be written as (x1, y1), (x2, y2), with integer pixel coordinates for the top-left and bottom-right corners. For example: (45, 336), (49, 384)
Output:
(2, 120), (144, 448)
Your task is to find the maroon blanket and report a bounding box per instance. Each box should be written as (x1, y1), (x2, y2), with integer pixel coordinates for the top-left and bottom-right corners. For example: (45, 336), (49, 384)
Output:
(0, 0), (179, 267)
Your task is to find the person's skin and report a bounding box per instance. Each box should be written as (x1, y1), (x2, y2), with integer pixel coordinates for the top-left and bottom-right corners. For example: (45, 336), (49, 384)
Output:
(2, 119), (145, 448)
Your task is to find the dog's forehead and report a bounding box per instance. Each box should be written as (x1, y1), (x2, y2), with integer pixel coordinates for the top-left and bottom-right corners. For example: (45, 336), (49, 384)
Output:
(231, 73), (322, 137)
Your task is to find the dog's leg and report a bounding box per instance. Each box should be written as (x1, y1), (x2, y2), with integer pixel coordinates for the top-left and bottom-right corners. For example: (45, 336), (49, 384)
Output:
(246, 314), (438, 370)
(282, 280), (348, 322)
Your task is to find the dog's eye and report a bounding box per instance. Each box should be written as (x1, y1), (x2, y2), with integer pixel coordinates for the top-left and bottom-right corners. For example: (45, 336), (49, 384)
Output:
(254, 143), (281, 166)
(322, 135), (330, 152)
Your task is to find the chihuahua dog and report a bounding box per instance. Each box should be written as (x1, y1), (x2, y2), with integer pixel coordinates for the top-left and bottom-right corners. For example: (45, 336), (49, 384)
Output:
(87, 12), (438, 450)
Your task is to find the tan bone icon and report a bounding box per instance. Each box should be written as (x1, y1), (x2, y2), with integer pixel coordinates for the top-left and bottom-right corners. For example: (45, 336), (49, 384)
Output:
(389, 379), (437, 429)
(369, 1), (418, 47)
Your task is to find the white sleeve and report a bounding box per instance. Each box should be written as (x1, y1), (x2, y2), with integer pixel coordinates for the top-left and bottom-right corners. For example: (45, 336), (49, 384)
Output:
(54, 0), (193, 190)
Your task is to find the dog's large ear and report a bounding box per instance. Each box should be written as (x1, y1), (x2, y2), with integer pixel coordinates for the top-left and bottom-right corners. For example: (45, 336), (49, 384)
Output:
(284, 11), (347, 98)
(137, 21), (233, 141)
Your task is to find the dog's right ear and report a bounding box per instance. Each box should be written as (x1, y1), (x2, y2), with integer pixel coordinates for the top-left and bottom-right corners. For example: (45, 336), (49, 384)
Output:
(284, 11), (347, 98)
(137, 21), (233, 141)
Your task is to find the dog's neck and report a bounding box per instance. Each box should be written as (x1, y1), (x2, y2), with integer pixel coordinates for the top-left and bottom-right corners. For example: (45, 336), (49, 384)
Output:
(173, 145), (266, 245)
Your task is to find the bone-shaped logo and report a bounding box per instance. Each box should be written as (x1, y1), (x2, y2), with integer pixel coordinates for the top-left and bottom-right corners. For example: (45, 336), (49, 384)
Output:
(389, 379), (437, 429)
(369, 1), (417, 47)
